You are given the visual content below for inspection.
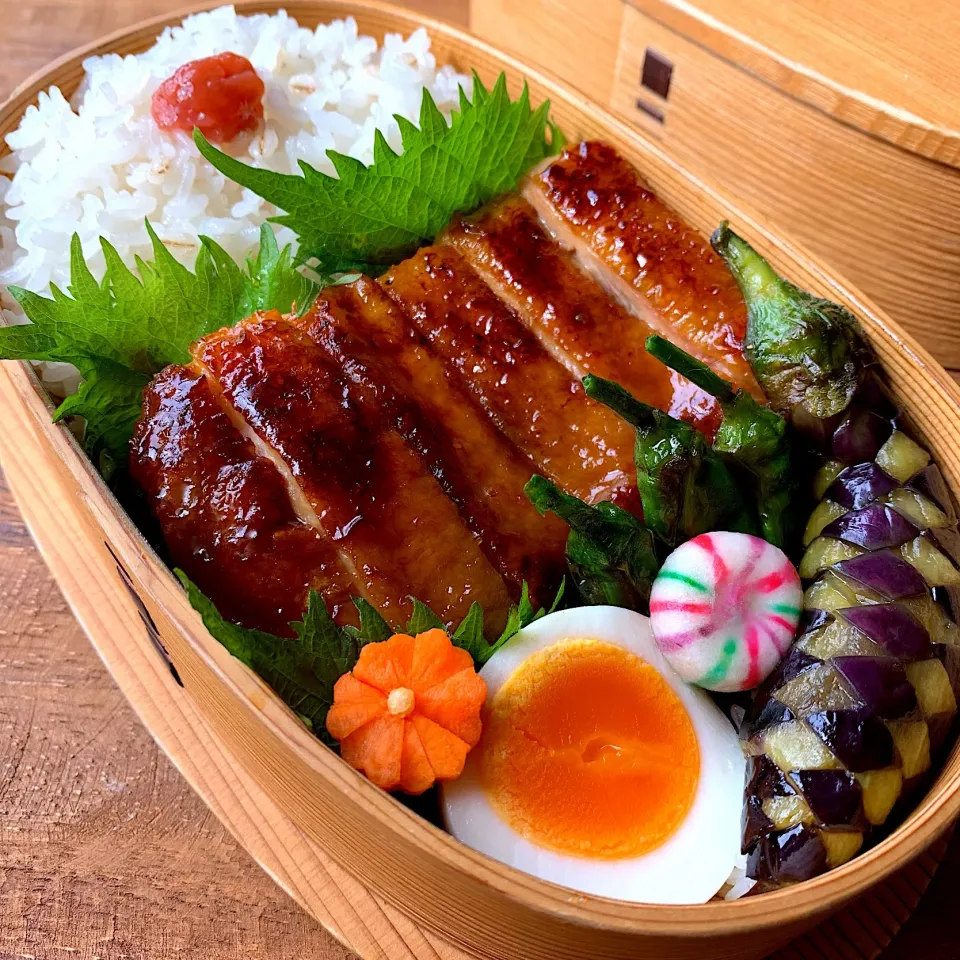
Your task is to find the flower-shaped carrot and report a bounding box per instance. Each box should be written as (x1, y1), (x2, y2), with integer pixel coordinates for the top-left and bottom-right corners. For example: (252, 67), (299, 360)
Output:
(326, 629), (487, 794)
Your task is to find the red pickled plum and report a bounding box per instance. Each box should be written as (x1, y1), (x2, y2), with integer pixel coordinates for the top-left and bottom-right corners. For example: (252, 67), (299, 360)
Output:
(152, 52), (264, 143)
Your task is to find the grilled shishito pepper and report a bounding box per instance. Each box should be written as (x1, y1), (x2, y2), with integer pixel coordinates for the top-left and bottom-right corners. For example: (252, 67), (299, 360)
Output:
(645, 335), (800, 551)
(715, 224), (960, 888)
(711, 222), (874, 433)
(524, 474), (659, 611)
(583, 374), (755, 550)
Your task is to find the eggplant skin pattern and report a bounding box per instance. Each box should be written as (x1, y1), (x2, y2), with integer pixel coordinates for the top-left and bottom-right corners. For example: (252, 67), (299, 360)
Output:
(715, 224), (960, 888)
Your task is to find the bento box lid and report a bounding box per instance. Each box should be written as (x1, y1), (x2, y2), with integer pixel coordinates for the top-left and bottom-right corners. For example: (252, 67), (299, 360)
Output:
(627, 0), (960, 168)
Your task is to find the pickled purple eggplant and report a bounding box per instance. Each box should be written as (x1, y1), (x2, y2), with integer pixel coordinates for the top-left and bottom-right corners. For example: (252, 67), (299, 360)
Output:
(746, 824), (827, 885)
(792, 769), (863, 828)
(828, 463), (898, 510)
(832, 551), (927, 599)
(805, 708), (895, 772)
(832, 656), (917, 719)
(821, 503), (919, 551)
(839, 604), (930, 660)
(832, 407), (893, 464)
(714, 225), (960, 889)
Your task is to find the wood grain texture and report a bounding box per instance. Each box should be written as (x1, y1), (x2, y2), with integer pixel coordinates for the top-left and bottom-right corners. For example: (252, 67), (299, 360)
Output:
(469, 0), (625, 106)
(625, 0), (960, 166)
(0, 0), (462, 95)
(0, 521), (348, 959)
(0, 2), (454, 958)
(608, 7), (960, 370)
(0, 2), (959, 959)
(469, 0), (960, 372)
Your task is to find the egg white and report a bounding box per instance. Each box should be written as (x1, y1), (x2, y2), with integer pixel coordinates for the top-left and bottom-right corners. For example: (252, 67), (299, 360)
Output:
(440, 606), (746, 905)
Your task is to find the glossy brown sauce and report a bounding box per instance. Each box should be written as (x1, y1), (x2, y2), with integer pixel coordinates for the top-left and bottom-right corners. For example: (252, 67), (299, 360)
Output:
(525, 141), (760, 395)
(445, 195), (724, 438)
(381, 245), (640, 510)
(129, 362), (354, 635)
(300, 280), (569, 604)
(193, 311), (513, 630)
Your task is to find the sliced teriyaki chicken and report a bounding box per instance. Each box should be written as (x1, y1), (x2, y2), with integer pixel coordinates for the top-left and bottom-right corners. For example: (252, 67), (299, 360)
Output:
(133, 141), (767, 636)
(134, 310), (514, 634)
(380, 244), (641, 511)
(523, 141), (761, 396)
(444, 195), (724, 438)
(130, 362), (355, 636)
(298, 278), (569, 602)
(194, 311), (514, 630)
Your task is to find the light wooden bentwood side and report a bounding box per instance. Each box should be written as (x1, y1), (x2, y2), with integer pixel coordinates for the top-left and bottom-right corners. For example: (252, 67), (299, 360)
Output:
(1, 3), (959, 959)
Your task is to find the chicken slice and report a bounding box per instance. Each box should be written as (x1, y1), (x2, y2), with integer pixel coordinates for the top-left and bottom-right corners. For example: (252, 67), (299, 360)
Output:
(444, 195), (724, 438)
(380, 245), (640, 511)
(297, 278), (569, 603)
(523, 141), (761, 395)
(130, 362), (355, 636)
(193, 310), (514, 631)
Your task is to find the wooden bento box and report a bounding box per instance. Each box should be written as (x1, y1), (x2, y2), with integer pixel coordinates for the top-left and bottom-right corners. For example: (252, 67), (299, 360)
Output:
(2, 2), (960, 959)
(471, 0), (960, 369)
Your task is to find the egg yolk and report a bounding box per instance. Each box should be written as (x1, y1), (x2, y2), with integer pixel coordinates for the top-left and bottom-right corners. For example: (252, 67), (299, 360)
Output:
(480, 639), (699, 859)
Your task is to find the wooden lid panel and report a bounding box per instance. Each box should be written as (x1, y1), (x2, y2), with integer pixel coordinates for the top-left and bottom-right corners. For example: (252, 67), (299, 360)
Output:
(627, 0), (960, 166)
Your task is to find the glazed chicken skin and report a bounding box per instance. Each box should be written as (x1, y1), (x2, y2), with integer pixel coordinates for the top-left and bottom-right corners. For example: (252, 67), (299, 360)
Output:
(130, 361), (357, 636)
(443, 195), (725, 438)
(134, 311), (515, 636)
(131, 142), (760, 637)
(381, 245), (641, 510)
(302, 279), (570, 601)
(195, 312), (514, 630)
(523, 141), (761, 396)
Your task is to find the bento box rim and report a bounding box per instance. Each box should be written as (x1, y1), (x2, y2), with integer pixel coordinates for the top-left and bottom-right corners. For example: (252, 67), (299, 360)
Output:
(2, 0), (960, 951)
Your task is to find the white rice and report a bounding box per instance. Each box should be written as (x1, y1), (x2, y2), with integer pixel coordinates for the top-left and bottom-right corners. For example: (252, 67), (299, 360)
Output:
(721, 856), (757, 901)
(0, 5), (470, 395)
(0, 16), (768, 899)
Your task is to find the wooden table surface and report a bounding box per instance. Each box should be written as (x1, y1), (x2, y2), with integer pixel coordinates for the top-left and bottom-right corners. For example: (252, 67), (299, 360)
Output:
(1, 1), (959, 958)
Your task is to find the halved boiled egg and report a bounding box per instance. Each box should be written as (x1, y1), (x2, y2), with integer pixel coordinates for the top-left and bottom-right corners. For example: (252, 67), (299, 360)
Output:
(440, 606), (745, 904)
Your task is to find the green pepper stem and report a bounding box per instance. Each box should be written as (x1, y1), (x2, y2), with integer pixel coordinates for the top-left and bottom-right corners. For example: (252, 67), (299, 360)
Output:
(645, 335), (735, 402)
(582, 374), (660, 430)
(710, 222), (781, 306)
(524, 475), (594, 527)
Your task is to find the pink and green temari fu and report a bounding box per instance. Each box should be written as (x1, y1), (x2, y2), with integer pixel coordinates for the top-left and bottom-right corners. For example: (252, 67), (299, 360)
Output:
(649, 532), (802, 693)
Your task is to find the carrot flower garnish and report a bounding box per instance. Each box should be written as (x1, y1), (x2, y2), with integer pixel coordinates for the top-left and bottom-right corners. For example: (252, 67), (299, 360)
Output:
(326, 629), (487, 794)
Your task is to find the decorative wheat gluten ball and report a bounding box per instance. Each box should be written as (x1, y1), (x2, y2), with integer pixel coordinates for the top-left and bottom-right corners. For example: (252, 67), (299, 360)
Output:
(650, 532), (803, 693)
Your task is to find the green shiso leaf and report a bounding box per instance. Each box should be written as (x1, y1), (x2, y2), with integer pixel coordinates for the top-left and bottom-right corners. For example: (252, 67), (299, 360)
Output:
(345, 597), (393, 645)
(178, 572), (358, 747)
(447, 579), (567, 667)
(194, 72), (564, 275)
(52, 359), (151, 479)
(451, 602), (488, 663)
(405, 598), (447, 636)
(1, 78), (563, 477)
(7, 224), (248, 374)
(0, 223), (320, 475)
(179, 572), (567, 748)
(238, 223), (324, 318)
